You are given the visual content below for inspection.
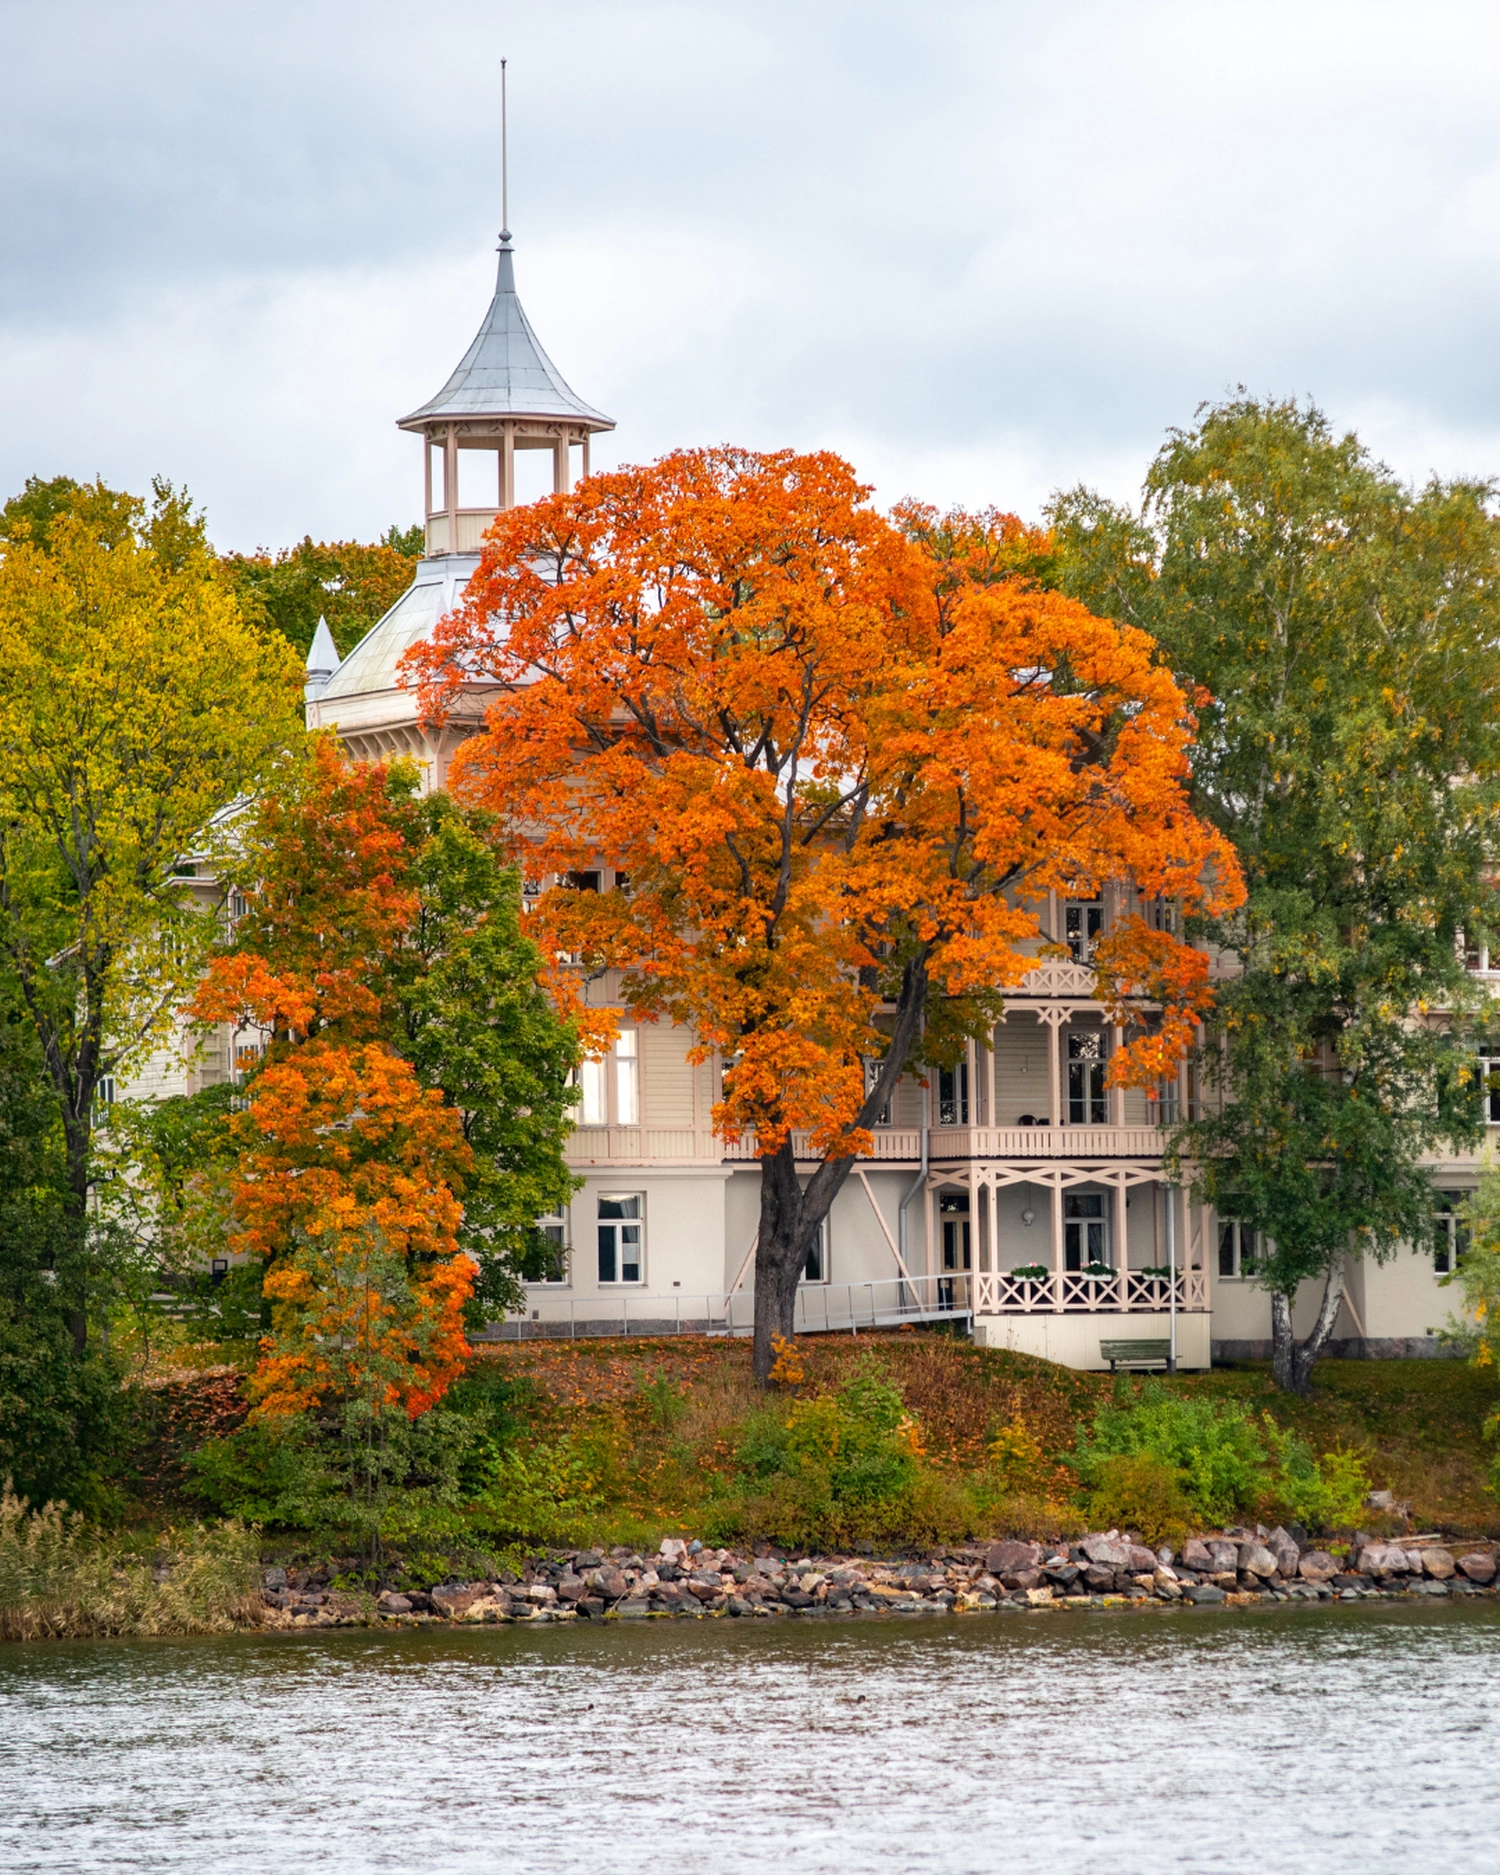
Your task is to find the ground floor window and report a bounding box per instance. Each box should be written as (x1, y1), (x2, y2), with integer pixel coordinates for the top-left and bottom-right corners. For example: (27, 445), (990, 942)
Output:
(535, 1218), (568, 1285)
(1064, 1191), (1110, 1270)
(1434, 1191), (1471, 1275)
(1217, 1219), (1259, 1278)
(939, 1191), (972, 1272)
(598, 1193), (644, 1284)
(802, 1217), (830, 1283)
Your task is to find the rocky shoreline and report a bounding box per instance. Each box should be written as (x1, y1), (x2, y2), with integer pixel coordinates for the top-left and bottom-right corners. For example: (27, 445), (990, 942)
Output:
(258, 1526), (1500, 1630)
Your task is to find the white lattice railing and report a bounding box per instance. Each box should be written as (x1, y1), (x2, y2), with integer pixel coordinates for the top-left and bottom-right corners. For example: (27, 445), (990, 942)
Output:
(975, 1267), (1208, 1315)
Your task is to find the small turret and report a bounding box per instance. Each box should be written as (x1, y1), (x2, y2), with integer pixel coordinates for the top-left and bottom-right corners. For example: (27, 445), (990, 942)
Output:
(397, 231), (616, 555)
(304, 615), (340, 703)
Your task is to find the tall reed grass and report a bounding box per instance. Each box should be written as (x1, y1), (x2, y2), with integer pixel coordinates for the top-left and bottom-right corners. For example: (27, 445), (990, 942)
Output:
(0, 1481), (261, 1641)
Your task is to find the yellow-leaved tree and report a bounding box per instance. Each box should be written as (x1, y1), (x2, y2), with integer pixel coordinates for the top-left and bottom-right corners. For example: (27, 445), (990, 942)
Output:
(0, 477), (302, 1350)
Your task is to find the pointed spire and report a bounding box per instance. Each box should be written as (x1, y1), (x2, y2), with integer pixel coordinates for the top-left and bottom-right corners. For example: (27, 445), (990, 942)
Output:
(397, 235), (613, 431)
(304, 615), (340, 702)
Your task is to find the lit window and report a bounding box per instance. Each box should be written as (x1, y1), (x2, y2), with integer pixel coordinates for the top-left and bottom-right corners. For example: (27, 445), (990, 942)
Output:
(578, 1056), (609, 1125)
(615, 1029), (638, 1125)
(598, 1193), (643, 1284)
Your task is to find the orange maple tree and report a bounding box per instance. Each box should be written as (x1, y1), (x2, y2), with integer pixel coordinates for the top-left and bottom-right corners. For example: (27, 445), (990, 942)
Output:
(193, 740), (477, 1421)
(410, 447), (1243, 1379)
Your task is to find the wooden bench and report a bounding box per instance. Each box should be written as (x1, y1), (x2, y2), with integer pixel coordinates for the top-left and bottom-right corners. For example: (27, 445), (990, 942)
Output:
(1100, 1338), (1171, 1373)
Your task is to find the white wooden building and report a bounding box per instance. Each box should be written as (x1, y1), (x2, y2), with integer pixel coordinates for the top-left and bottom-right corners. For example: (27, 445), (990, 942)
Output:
(293, 228), (1479, 1369)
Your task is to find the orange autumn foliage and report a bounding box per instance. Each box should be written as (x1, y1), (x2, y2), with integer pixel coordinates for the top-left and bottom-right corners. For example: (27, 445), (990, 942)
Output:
(410, 447), (1242, 1166)
(190, 740), (475, 1419)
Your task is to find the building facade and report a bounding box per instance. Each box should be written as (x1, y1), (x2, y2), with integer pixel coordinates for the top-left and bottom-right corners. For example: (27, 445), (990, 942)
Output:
(299, 230), (1474, 1370)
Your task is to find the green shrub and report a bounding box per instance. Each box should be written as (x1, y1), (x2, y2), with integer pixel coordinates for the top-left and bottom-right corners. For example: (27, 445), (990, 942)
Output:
(470, 1435), (605, 1544)
(713, 1354), (970, 1549)
(1260, 1420), (1370, 1529)
(1075, 1385), (1267, 1526)
(1083, 1453), (1192, 1548)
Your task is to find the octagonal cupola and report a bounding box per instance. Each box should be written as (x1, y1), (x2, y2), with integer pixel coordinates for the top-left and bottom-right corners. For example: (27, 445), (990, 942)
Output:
(398, 231), (615, 555)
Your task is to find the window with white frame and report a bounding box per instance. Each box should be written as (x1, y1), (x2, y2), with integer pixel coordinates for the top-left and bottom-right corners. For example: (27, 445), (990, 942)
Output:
(1433, 1191), (1470, 1275)
(614, 1028), (639, 1124)
(575, 1030), (639, 1126)
(1067, 1030), (1108, 1124)
(801, 1216), (830, 1283)
(597, 1193), (644, 1284)
(534, 1217), (569, 1285)
(1063, 899), (1103, 962)
(938, 1061), (969, 1126)
(1478, 1042), (1500, 1123)
(1217, 1220), (1259, 1278)
(1064, 1191), (1110, 1270)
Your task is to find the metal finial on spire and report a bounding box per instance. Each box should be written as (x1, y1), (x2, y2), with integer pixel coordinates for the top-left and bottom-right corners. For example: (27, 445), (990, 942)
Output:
(499, 58), (510, 246)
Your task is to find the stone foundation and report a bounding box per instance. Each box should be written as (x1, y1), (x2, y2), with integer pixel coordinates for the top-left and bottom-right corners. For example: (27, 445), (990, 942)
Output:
(1212, 1336), (1462, 1363)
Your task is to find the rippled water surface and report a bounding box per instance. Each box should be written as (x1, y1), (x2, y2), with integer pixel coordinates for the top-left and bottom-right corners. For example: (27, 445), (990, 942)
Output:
(4, 1602), (1498, 1874)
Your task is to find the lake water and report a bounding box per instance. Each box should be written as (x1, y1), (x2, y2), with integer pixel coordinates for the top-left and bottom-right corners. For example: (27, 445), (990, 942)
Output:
(4, 1601), (1498, 1874)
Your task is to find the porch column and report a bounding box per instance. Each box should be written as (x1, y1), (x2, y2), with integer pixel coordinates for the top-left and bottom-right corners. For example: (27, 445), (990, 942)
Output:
(1050, 1177), (1064, 1311)
(500, 420), (515, 510)
(986, 1177), (998, 1275)
(1047, 1014), (1062, 1127)
(987, 1023), (998, 1130)
(444, 424), (458, 545)
(553, 430), (571, 494)
(1110, 1023), (1125, 1127)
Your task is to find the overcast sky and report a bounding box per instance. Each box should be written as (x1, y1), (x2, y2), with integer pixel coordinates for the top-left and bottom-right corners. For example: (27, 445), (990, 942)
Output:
(3, 0), (1499, 551)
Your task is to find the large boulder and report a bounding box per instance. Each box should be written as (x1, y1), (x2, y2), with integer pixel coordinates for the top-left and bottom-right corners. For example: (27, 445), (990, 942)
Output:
(1458, 1552), (1496, 1584)
(1239, 1543), (1278, 1579)
(1207, 1540), (1240, 1574)
(1359, 1543), (1411, 1576)
(1421, 1549), (1456, 1580)
(1125, 1543), (1158, 1574)
(1182, 1539), (1214, 1571)
(1080, 1534), (1132, 1568)
(1267, 1527), (1301, 1576)
(431, 1585), (485, 1618)
(987, 1540), (1043, 1575)
(1298, 1551), (1339, 1583)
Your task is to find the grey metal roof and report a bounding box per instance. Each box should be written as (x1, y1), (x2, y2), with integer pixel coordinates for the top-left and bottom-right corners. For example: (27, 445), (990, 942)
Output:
(317, 556), (483, 703)
(397, 239), (614, 432)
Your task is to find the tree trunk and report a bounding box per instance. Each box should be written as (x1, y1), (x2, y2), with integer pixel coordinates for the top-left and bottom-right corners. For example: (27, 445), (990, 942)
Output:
(752, 1138), (837, 1383)
(62, 1115), (91, 1357)
(1269, 1254), (1346, 1397)
(748, 959), (931, 1384)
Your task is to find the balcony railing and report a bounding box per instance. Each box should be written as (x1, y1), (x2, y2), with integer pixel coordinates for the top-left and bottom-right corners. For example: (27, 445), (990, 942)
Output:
(976, 1266), (1208, 1314)
(929, 1124), (1166, 1160)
